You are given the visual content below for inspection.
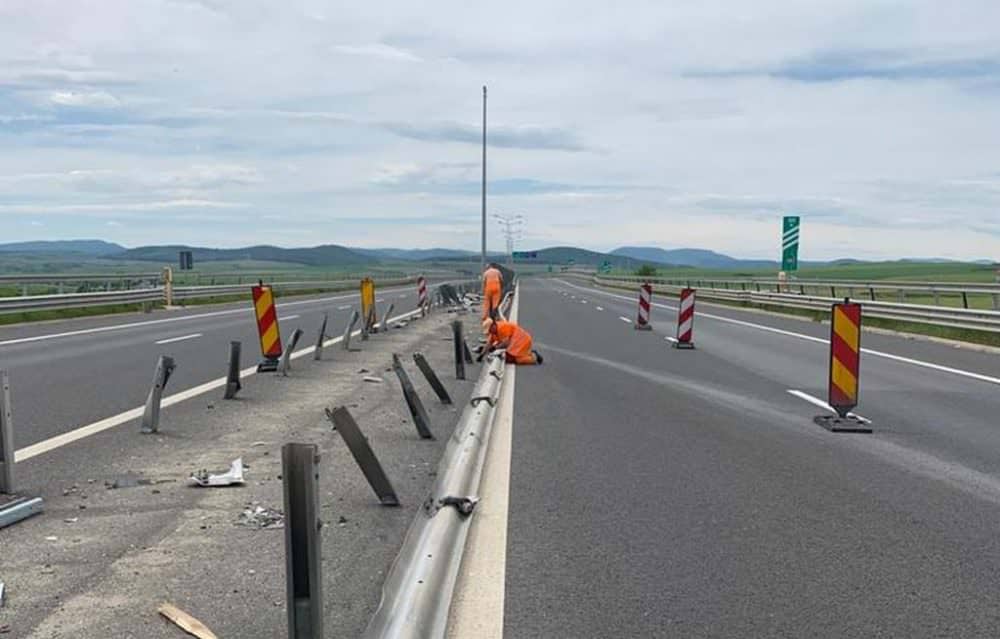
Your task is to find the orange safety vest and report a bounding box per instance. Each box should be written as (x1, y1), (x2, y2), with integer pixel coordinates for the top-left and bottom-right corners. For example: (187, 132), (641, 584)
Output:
(483, 267), (503, 291)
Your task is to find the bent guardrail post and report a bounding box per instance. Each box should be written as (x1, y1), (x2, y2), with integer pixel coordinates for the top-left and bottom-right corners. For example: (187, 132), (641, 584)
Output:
(0, 370), (14, 493)
(412, 353), (452, 405)
(343, 310), (359, 351)
(224, 341), (242, 399)
(279, 328), (305, 376)
(381, 303), (395, 332)
(141, 356), (176, 434)
(452, 321), (465, 380)
(326, 407), (400, 506)
(391, 354), (434, 439)
(282, 443), (324, 639)
(313, 313), (329, 361)
(463, 339), (474, 365)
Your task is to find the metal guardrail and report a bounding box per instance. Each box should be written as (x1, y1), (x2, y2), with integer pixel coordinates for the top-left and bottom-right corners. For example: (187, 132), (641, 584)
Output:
(0, 273), (161, 284)
(0, 276), (418, 315)
(589, 275), (1000, 334)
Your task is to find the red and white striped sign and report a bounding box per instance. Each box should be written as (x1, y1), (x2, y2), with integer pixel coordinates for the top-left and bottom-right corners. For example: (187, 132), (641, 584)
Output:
(417, 276), (428, 307)
(676, 288), (696, 346)
(635, 283), (652, 330)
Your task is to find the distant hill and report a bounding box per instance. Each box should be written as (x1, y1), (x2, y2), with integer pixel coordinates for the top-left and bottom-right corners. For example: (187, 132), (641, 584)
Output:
(529, 246), (662, 268)
(353, 248), (475, 261)
(611, 246), (775, 269)
(0, 240), (125, 255)
(113, 244), (376, 267)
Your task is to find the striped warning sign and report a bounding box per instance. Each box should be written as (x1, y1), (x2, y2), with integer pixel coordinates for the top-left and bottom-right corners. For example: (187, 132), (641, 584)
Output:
(252, 284), (282, 362)
(828, 301), (861, 417)
(635, 283), (652, 330)
(675, 288), (696, 348)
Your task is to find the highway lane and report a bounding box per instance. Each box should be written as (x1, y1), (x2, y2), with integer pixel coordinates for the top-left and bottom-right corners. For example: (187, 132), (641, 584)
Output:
(502, 278), (1000, 637)
(0, 285), (419, 455)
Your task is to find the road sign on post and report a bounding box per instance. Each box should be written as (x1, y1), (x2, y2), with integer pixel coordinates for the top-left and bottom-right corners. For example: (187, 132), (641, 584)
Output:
(782, 216), (800, 272)
(252, 283), (282, 372)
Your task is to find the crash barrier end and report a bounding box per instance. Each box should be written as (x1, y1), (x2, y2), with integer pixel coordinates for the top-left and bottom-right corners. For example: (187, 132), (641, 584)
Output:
(326, 407), (400, 506)
(141, 355), (176, 434)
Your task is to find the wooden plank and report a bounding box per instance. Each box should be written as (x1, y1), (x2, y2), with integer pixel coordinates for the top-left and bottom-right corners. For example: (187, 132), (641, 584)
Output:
(158, 603), (218, 639)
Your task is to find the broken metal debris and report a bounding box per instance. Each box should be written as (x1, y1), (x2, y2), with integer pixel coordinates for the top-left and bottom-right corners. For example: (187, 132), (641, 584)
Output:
(191, 458), (245, 487)
(0, 581), (5, 608)
(363, 376), (384, 384)
(236, 503), (284, 529)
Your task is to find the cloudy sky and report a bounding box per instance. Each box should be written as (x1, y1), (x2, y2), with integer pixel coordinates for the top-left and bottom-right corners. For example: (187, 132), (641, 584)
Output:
(1, 0), (998, 260)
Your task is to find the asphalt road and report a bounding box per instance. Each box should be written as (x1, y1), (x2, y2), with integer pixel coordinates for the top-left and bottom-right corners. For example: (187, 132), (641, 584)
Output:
(502, 277), (1000, 637)
(0, 284), (419, 461)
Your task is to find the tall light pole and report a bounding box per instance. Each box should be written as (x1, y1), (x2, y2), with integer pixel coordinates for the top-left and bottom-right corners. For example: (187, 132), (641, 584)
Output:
(481, 85), (487, 275)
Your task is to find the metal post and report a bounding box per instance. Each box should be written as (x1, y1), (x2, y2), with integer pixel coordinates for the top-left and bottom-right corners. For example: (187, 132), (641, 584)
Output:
(870, 287), (876, 301)
(162, 267), (173, 307)
(391, 354), (434, 439)
(141, 356), (176, 434)
(463, 339), (474, 364)
(933, 289), (941, 306)
(282, 443), (324, 639)
(452, 320), (466, 381)
(380, 303), (395, 332)
(342, 310), (359, 351)
(481, 85), (487, 276)
(412, 353), (453, 404)
(224, 341), (242, 399)
(897, 289), (905, 303)
(0, 370), (13, 493)
(962, 291), (969, 309)
(313, 314), (329, 361)
(325, 407), (399, 506)
(279, 328), (304, 376)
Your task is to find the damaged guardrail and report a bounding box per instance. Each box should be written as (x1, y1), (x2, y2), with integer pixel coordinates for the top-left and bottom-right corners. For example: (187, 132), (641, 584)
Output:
(364, 307), (512, 638)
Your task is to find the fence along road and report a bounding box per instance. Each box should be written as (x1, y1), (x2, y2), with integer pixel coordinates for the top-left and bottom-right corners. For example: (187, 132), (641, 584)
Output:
(492, 277), (1000, 637)
(0, 283), (424, 489)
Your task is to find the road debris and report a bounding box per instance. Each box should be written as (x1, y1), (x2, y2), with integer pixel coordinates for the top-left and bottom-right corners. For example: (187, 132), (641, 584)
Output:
(63, 517), (78, 524)
(191, 458), (245, 487)
(157, 602), (218, 639)
(105, 475), (172, 490)
(363, 376), (384, 384)
(236, 503), (283, 529)
(44, 536), (58, 542)
(0, 581), (5, 608)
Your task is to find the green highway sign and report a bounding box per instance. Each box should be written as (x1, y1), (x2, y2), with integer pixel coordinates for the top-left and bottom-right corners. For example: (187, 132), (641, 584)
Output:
(782, 215), (800, 271)
(512, 251), (538, 259)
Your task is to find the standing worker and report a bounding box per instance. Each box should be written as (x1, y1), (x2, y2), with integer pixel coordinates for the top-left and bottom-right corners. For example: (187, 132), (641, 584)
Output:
(482, 318), (543, 365)
(482, 262), (504, 320)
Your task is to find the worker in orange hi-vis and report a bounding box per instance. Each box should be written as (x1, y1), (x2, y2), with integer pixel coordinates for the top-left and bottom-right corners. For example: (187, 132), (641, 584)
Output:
(482, 318), (544, 365)
(481, 262), (504, 320)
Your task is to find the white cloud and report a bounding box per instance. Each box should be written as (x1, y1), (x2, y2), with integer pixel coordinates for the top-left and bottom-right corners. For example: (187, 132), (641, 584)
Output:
(333, 43), (422, 63)
(49, 90), (121, 108)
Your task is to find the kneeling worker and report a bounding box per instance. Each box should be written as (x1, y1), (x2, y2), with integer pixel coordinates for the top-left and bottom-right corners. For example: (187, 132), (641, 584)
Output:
(482, 318), (543, 365)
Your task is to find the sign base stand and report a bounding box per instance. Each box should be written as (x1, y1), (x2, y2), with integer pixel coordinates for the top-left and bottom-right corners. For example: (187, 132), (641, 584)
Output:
(257, 357), (280, 373)
(813, 414), (872, 434)
(671, 341), (695, 350)
(634, 324), (652, 331)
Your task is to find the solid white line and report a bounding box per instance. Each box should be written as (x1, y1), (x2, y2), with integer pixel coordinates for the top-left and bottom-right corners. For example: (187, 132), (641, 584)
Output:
(398, 294), (408, 298)
(665, 336), (678, 344)
(0, 287), (396, 348)
(787, 389), (871, 423)
(14, 307), (424, 463)
(338, 304), (352, 310)
(280, 314), (300, 321)
(154, 333), (202, 345)
(619, 316), (632, 323)
(556, 279), (1000, 388)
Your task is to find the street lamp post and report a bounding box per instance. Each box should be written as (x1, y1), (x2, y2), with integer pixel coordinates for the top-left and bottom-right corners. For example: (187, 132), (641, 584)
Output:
(481, 85), (487, 275)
